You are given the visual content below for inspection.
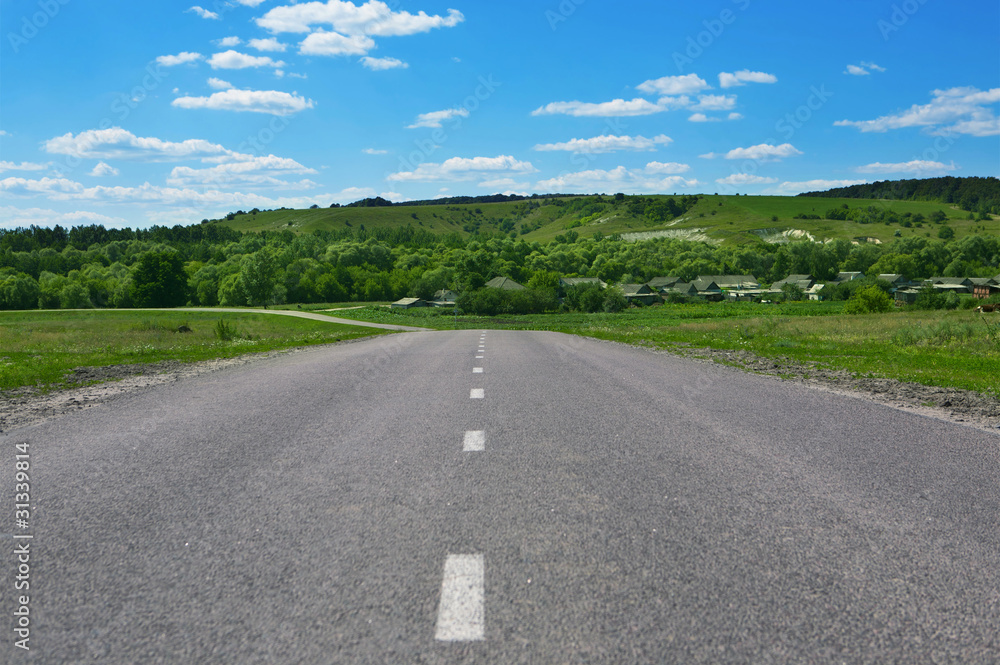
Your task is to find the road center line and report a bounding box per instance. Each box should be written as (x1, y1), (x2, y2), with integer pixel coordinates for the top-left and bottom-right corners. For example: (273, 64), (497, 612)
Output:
(463, 430), (485, 452)
(435, 554), (485, 641)
(476, 355), (484, 359)
(470, 389), (484, 399)
(473, 367), (483, 373)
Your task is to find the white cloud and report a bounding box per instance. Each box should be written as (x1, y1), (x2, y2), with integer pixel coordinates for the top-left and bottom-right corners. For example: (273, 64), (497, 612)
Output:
(644, 161), (691, 174)
(207, 77), (234, 90)
(167, 155), (317, 188)
(407, 108), (469, 128)
(845, 61), (886, 76)
(724, 143), (803, 161)
(719, 70), (778, 88)
(173, 88), (315, 115)
(855, 160), (957, 175)
(387, 155), (536, 182)
(728, 112), (743, 121)
(156, 51), (204, 67)
(248, 38), (288, 52)
(0, 177), (86, 197)
(363, 148), (388, 154)
(44, 128), (243, 162)
(688, 113), (717, 123)
(299, 31), (375, 56)
(0, 206), (131, 230)
(208, 50), (286, 69)
(217, 36), (242, 47)
(531, 98), (666, 118)
(716, 174), (778, 186)
(233, 0), (268, 6)
(0, 161), (49, 172)
(89, 162), (119, 177)
(187, 6), (219, 20)
(835, 86), (1000, 136)
(257, 1), (464, 36)
(536, 166), (700, 193)
(0, 130), (8, 136)
(691, 94), (737, 111)
(361, 56), (408, 70)
(532, 134), (672, 153)
(765, 179), (869, 196)
(636, 74), (710, 96)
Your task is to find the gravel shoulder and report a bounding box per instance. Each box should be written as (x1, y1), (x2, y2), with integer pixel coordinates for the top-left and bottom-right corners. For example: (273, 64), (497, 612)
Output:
(3, 334), (999, 436)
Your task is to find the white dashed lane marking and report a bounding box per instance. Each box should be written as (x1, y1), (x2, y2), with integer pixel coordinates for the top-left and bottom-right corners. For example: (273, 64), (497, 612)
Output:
(476, 355), (484, 359)
(463, 430), (485, 452)
(473, 367), (483, 373)
(435, 554), (485, 641)
(470, 389), (484, 399)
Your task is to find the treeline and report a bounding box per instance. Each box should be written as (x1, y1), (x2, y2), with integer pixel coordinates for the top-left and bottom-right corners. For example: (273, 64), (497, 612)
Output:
(798, 176), (1000, 215)
(1, 221), (998, 311)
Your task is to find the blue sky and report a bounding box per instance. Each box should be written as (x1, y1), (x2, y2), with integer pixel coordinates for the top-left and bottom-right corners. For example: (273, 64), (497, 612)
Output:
(1, 0), (998, 229)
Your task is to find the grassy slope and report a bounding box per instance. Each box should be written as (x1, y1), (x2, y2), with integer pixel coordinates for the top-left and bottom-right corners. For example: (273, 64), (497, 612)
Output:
(0, 310), (387, 392)
(328, 303), (1000, 397)
(215, 195), (994, 247)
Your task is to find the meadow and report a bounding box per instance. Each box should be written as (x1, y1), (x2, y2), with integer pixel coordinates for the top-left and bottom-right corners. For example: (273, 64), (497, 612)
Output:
(0, 310), (387, 392)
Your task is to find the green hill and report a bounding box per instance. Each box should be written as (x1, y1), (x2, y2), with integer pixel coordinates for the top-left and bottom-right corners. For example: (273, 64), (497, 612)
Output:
(214, 194), (995, 247)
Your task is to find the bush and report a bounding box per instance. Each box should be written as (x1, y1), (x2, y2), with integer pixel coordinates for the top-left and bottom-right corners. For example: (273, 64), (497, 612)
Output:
(214, 319), (240, 341)
(457, 287), (558, 316)
(844, 285), (893, 314)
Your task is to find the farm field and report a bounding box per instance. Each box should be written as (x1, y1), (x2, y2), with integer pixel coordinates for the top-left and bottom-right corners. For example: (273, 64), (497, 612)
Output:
(0, 310), (387, 392)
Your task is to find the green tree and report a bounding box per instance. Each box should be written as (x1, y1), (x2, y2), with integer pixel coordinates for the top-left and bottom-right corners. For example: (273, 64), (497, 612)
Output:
(844, 285), (893, 314)
(240, 249), (280, 307)
(130, 251), (188, 308)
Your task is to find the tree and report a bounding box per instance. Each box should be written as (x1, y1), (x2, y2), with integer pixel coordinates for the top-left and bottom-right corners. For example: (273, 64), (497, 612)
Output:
(0, 272), (40, 310)
(240, 248), (280, 307)
(937, 226), (955, 240)
(844, 285), (893, 314)
(130, 251), (188, 308)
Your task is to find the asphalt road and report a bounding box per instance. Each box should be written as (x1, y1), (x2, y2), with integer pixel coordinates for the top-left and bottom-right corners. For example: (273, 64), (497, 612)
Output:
(2, 330), (998, 664)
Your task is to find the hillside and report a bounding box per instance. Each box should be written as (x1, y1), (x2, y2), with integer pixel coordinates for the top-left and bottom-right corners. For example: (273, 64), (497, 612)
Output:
(213, 194), (995, 247)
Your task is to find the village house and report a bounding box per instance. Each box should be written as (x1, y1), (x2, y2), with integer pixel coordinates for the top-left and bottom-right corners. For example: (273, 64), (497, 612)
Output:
(645, 276), (681, 293)
(832, 271), (865, 284)
(924, 277), (973, 294)
(621, 283), (661, 306)
(691, 277), (724, 301)
(485, 276), (525, 290)
(391, 297), (428, 309)
(771, 274), (816, 291)
(877, 274), (911, 290)
(970, 277), (1000, 299)
(430, 289), (458, 307)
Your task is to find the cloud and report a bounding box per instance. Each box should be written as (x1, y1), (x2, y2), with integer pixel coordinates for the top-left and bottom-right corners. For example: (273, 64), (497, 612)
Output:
(765, 179), (869, 195)
(532, 134), (672, 153)
(248, 38), (288, 52)
(167, 155), (318, 189)
(0, 177), (86, 197)
(360, 56), (408, 70)
(299, 31), (375, 56)
(233, 0), (268, 6)
(172, 88), (315, 115)
(834, 86), (1000, 136)
(688, 113), (717, 123)
(644, 161), (691, 174)
(257, 1), (464, 36)
(718, 70), (777, 88)
(535, 165), (699, 193)
(690, 94), (737, 111)
(636, 74), (710, 96)
(0, 161), (49, 172)
(363, 148), (388, 154)
(207, 77), (234, 90)
(407, 108), (469, 128)
(0, 206), (131, 230)
(728, 112), (743, 121)
(845, 61), (886, 76)
(187, 6), (219, 19)
(387, 155), (536, 182)
(855, 160), (957, 175)
(89, 162), (119, 177)
(44, 128), (245, 162)
(208, 50), (286, 69)
(217, 36), (242, 47)
(724, 143), (803, 161)
(156, 52), (204, 67)
(715, 174), (778, 186)
(531, 98), (666, 118)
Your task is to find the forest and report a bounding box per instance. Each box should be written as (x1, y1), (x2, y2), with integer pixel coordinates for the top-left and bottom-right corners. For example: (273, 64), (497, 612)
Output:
(798, 176), (1000, 215)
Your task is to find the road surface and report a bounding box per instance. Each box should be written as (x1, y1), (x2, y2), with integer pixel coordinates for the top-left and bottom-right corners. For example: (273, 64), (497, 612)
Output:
(2, 330), (998, 663)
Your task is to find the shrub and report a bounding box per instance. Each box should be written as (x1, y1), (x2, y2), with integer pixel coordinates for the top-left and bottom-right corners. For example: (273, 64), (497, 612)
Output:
(214, 319), (238, 341)
(844, 285), (893, 314)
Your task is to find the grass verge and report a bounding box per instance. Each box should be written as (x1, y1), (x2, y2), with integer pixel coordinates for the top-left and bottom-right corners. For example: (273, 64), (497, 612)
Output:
(0, 310), (388, 392)
(331, 302), (1000, 397)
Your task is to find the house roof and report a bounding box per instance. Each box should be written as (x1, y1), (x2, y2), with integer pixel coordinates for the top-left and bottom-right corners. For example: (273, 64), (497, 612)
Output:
(773, 274), (815, 289)
(433, 289), (457, 300)
(692, 278), (722, 292)
(392, 297), (426, 307)
(699, 274), (758, 288)
(836, 272), (865, 281)
(927, 277), (972, 286)
(647, 276), (681, 289)
(560, 277), (606, 287)
(485, 276), (525, 290)
(877, 274), (907, 283)
(621, 283), (654, 296)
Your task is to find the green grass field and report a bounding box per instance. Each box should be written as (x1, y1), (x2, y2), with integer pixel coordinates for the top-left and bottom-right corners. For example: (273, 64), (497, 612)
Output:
(214, 195), (993, 247)
(0, 310), (387, 392)
(330, 302), (1000, 397)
